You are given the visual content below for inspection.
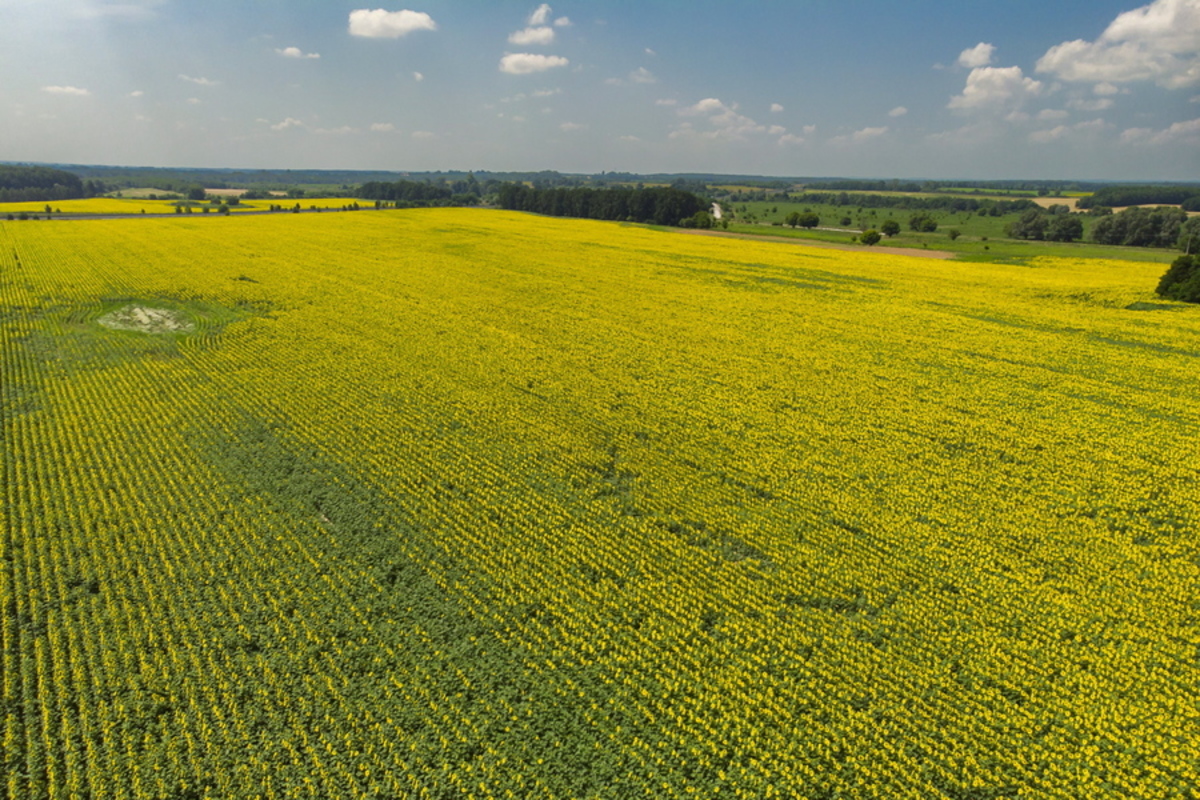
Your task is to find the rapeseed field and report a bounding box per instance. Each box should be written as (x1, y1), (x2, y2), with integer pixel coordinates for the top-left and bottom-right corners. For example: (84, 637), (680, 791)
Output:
(1, 209), (1197, 798)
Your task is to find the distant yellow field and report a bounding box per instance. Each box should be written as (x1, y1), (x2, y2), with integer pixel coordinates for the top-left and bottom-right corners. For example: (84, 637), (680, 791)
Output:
(1, 209), (1197, 798)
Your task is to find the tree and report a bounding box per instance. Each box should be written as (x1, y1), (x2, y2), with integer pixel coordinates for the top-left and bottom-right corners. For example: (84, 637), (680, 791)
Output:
(880, 219), (900, 237)
(860, 229), (882, 246)
(1178, 217), (1200, 254)
(947, 229), (961, 241)
(1157, 254), (1200, 302)
(909, 213), (937, 232)
(186, 186), (206, 201)
(1008, 209), (1048, 240)
(798, 211), (819, 229)
(785, 211), (802, 228)
(1046, 214), (1083, 242)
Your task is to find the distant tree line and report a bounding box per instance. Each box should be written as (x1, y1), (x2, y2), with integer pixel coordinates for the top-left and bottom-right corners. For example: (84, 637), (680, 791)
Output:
(1091, 206), (1193, 249)
(782, 191), (1038, 215)
(356, 179), (480, 206)
(495, 184), (708, 227)
(1077, 185), (1200, 210)
(0, 166), (105, 202)
(1005, 207), (1084, 242)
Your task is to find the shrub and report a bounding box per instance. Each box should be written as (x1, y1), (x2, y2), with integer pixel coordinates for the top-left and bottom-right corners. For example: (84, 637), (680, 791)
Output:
(1157, 254), (1200, 303)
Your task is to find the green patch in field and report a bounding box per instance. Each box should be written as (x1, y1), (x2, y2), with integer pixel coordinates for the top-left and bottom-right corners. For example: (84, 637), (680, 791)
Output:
(1125, 301), (1190, 312)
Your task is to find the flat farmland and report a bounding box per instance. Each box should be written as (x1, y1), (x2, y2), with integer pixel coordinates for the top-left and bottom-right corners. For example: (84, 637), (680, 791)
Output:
(1, 209), (1198, 798)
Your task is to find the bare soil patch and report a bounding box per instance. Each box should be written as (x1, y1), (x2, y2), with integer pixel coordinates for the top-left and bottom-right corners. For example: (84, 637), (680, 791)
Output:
(98, 305), (195, 334)
(677, 228), (956, 260)
(1031, 197), (1079, 210)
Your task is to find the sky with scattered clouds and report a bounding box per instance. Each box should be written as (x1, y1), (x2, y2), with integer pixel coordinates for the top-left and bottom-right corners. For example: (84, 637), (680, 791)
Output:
(1, 0), (1198, 179)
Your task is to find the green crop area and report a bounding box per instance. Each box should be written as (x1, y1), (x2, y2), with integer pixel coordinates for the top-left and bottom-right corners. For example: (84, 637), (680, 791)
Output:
(2, 209), (1199, 798)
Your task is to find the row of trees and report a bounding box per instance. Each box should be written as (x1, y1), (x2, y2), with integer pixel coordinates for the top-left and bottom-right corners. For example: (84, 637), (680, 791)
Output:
(357, 180), (481, 207)
(495, 185), (707, 227)
(1091, 206), (1192, 249)
(782, 191), (1038, 215)
(1005, 208), (1084, 242)
(0, 166), (99, 202)
(1077, 185), (1200, 210)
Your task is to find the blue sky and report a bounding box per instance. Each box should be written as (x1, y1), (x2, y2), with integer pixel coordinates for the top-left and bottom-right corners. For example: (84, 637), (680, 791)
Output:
(1, 0), (1198, 179)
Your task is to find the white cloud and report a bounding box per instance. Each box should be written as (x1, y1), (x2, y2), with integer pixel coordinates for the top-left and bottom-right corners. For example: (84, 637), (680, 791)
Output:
(1192, 93), (1200, 102)
(499, 53), (569, 75)
(276, 46), (320, 59)
(554, 16), (570, 27)
(681, 97), (728, 115)
(315, 125), (358, 135)
(1068, 97), (1115, 111)
(1030, 118), (1109, 143)
(655, 98), (678, 107)
(411, 130), (436, 139)
(42, 85), (90, 96)
(767, 124), (786, 135)
(778, 133), (805, 146)
(413, 71), (424, 82)
(1120, 116), (1200, 144)
(560, 121), (586, 131)
(645, 48), (657, 57)
(1037, 108), (1070, 120)
(271, 117), (304, 131)
(186, 97), (201, 105)
(1036, 0), (1200, 88)
(529, 4), (552, 25)
(831, 125), (888, 145)
(1094, 81), (1121, 95)
(672, 98), (769, 141)
(630, 67), (656, 84)
(958, 42), (996, 68)
(179, 74), (218, 86)
(532, 88), (561, 97)
(888, 106), (908, 117)
(509, 26), (554, 45)
(370, 122), (397, 132)
(948, 66), (1043, 111)
(802, 124), (817, 135)
(770, 103), (784, 113)
(348, 9), (437, 39)
(129, 89), (144, 97)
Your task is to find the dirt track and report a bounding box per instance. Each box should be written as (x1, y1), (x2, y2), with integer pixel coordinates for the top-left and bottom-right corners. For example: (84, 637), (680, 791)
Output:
(676, 228), (957, 260)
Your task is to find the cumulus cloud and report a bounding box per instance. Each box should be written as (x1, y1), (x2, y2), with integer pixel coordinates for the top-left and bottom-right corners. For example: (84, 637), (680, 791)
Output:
(1030, 118), (1109, 143)
(1068, 97), (1115, 111)
(770, 103), (784, 113)
(1037, 108), (1070, 120)
(672, 98), (772, 141)
(529, 3), (552, 25)
(413, 71), (424, 82)
(1120, 116), (1200, 144)
(948, 66), (1042, 111)
(888, 106), (908, 117)
(179, 74), (218, 86)
(1036, 0), (1200, 88)
(43, 85), (90, 96)
(831, 125), (888, 145)
(276, 46), (320, 59)
(271, 117), (304, 131)
(370, 122), (397, 132)
(554, 16), (570, 27)
(129, 89), (144, 97)
(186, 97), (201, 105)
(1094, 81), (1121, 95)
(630, 67), (656, 84)
(958, 42), (996, 68)
(499, 53), (569, 74)
(655, 98), (678, 107)
(778, 133), (805, 146)
(315, 125), (358, 135)
(509, 26), (554, 45)
(348, 9), (437, 38)
(560, 121), (586, 131)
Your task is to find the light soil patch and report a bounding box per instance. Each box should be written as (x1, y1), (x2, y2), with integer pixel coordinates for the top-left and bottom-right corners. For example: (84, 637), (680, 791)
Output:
(1031, 197), (1079, 210)
(205, 188), (247, 197)
(98, 305), (195, 334)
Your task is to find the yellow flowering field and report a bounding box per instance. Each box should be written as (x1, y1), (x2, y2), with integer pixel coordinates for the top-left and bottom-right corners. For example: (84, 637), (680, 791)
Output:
(1, 209), (1197, 798)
